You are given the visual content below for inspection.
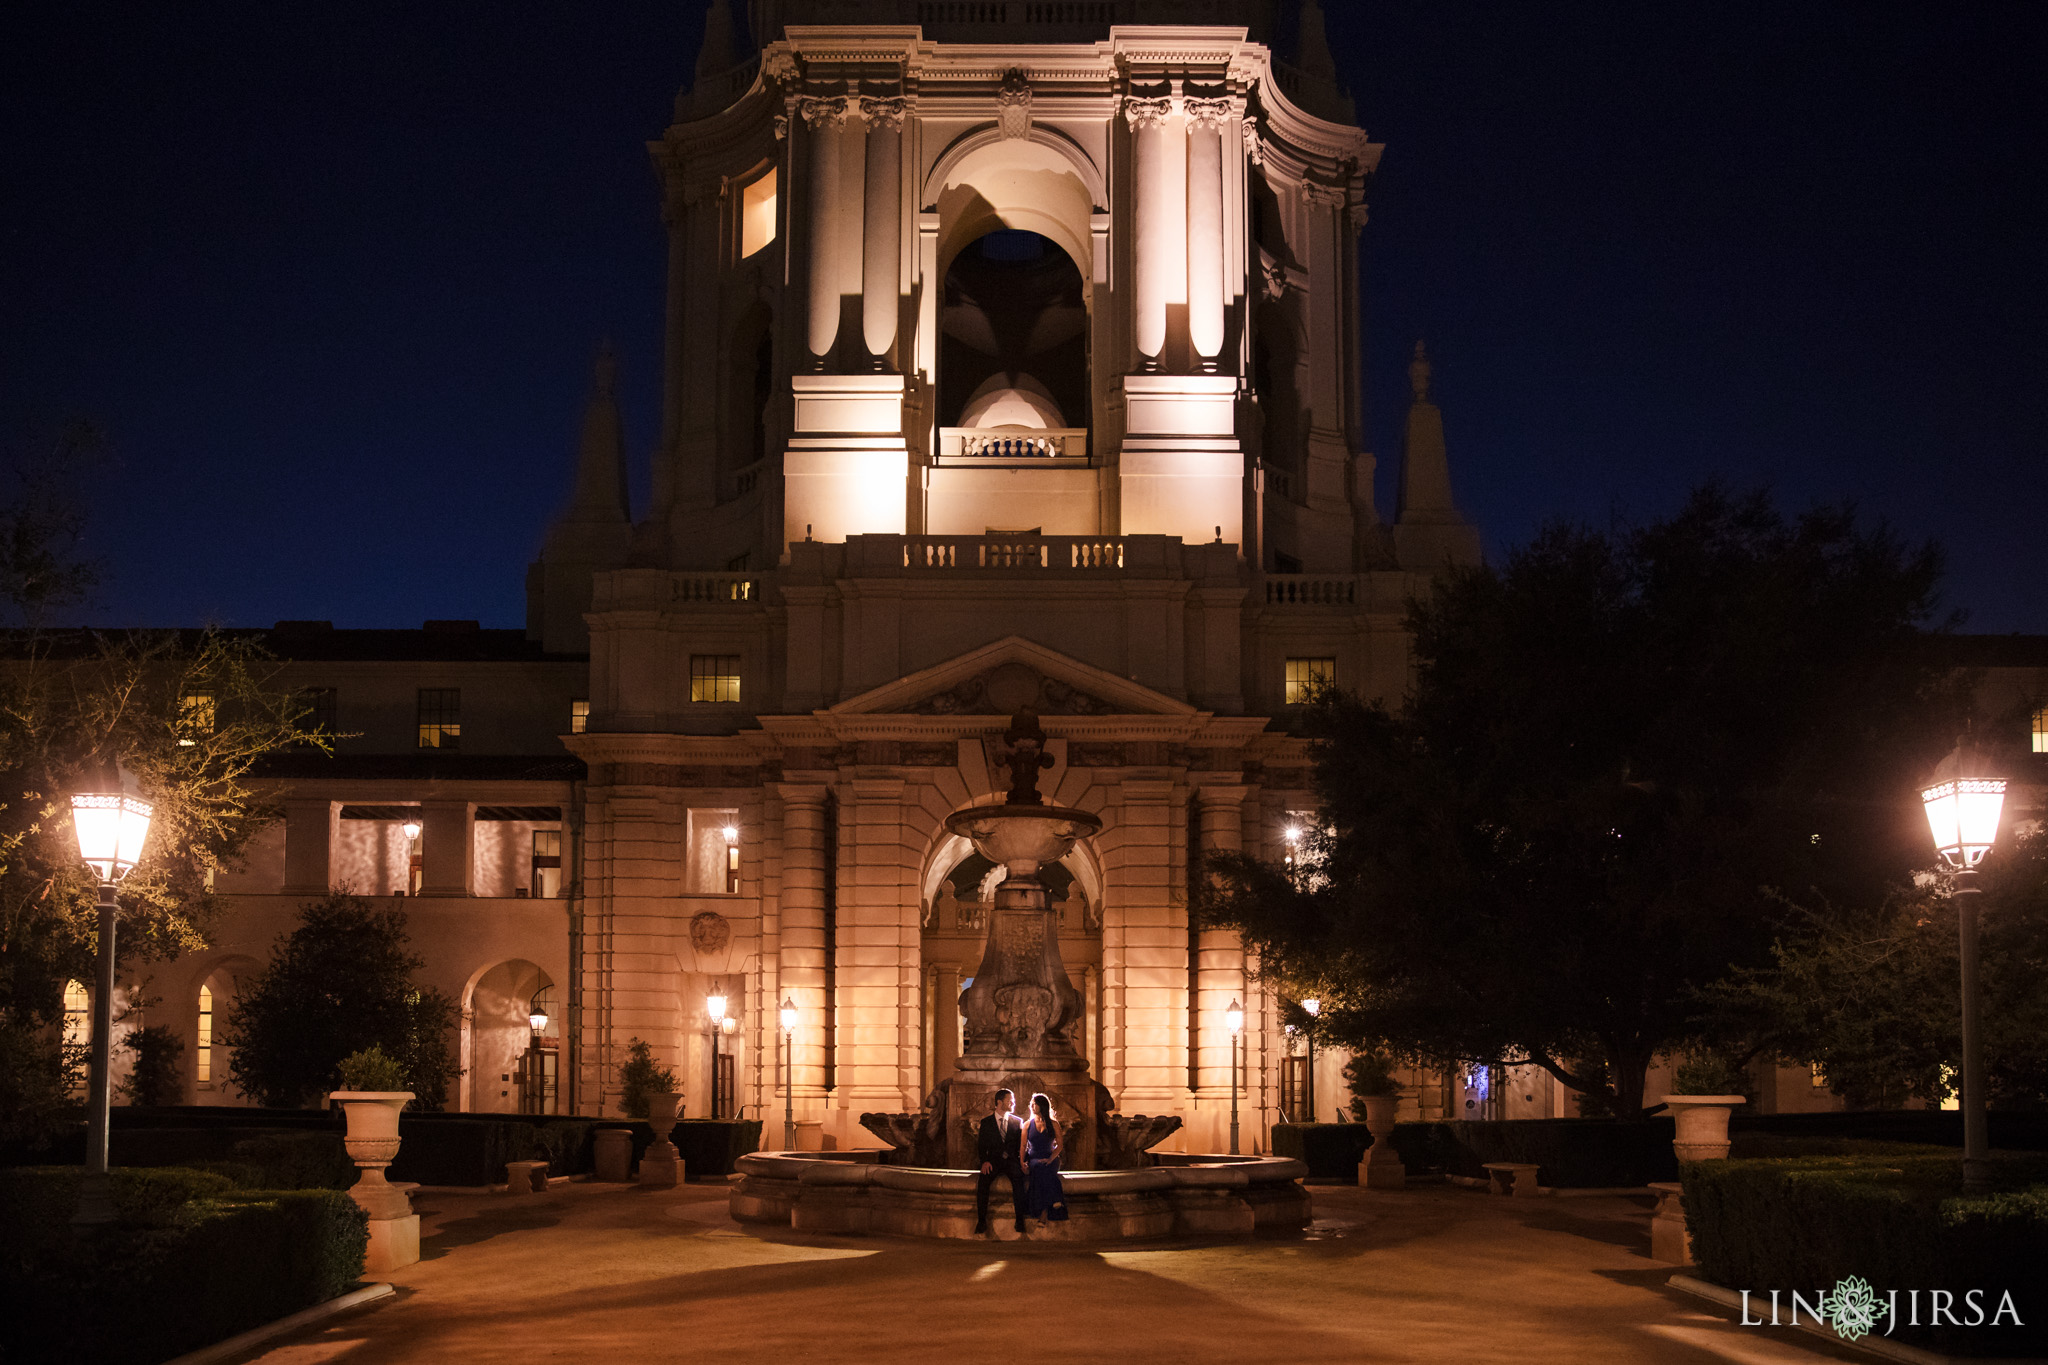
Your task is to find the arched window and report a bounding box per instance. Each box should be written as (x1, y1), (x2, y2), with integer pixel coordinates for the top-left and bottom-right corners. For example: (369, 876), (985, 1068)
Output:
(197, 984), (214, 1085)
(62, 980), (89, 1096)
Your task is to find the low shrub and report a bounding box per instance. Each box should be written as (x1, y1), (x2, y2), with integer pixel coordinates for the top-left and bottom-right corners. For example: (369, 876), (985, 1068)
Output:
(1683, 1154), (2048, 1357)
(230, 1131), (354, 1189)
(0, 1167), (367, 1364)
(1279, 1118), (1676, 1186)
(1271, 1122), (1375, 1177)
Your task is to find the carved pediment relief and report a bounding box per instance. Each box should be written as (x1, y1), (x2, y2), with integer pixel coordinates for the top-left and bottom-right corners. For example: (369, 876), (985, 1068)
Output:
(908, 661), (1117, 716)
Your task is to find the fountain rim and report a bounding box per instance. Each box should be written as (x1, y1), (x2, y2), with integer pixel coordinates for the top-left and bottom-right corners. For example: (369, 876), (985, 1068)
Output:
(943, 801), (1104, 838)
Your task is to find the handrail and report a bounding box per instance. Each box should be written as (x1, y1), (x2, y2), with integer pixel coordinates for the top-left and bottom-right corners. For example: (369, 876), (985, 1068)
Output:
(938, 427), (1088, 461)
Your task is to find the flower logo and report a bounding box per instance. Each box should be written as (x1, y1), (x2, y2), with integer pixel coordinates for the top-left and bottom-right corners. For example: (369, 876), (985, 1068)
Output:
(1824, 1276), (1883, 1342)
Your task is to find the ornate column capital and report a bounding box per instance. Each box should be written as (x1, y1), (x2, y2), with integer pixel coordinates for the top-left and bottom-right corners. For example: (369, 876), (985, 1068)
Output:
(800, 95), (850, 130)
(860, 95), (908, 132)
(1299, 180), (1349, 208)
(1122, 96), (1173, 131)
(1241, 115), (1264, 165)
(1184, 97), (1238, 130)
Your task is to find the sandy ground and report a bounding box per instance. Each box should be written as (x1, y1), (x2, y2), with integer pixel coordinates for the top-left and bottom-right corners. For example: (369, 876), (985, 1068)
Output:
(239, 1179), (1868, 1365)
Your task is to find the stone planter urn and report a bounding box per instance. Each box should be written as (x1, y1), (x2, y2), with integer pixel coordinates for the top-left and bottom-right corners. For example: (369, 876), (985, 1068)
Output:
(331, 1090), (419, 1270)
(639, 1092), (684, 1187)
(1358, 1094), (1406, 1190)
(1662, 1094), (1744, 1161)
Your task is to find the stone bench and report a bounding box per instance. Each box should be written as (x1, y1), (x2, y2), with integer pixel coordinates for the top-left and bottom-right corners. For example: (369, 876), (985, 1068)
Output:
(503, 1160), (549, 1194)
(1482, 1162), (1542, 1198)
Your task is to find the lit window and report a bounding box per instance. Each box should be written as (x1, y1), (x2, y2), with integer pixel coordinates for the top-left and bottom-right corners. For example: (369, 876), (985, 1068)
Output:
(1283, 657), (1334, 704)
(197, 984), (213, 1084)
(690, 656), (741, 704)
(2034, 706), (2047, 755)
(570, 699), (589, 735)
(686, 809), (741, 894)
(179, 691), (216, 746)
(1809, 1061), (1825, 1089)
(740, 167), (777, 259)
(62, 980), (89, 1095)
(417, 688), (461, 749)
(301, 687), (337, 737)
(531, 829), (563, 899)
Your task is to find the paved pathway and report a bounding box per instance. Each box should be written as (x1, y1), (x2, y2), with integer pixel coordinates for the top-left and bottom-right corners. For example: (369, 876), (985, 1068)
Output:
(246, 1180), (1866, 1365)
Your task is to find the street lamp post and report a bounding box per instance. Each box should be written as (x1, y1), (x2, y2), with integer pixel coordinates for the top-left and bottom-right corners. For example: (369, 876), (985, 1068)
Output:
(1920, 739), (2007, 1194)
(1226, 998), (1244, 1155)
(68, 766), (155, 1226)
(706, 989), (728, 1120)
(779, 996), (798, 1151)
(1301, 997), (1320, 1124)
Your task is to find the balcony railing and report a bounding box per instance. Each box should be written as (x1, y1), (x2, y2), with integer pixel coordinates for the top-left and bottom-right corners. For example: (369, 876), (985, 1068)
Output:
(902, 536), (1126, 570)
(938, 427), (1089, 462)
(1264, 575), (1359, 607)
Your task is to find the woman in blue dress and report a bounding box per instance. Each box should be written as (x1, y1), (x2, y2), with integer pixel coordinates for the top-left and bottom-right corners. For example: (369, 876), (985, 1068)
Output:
(1024, 1092), (1069, 1223)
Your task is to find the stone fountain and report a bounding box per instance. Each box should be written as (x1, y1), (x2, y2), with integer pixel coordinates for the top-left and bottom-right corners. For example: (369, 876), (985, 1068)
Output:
(861, 710), (1181, 1170)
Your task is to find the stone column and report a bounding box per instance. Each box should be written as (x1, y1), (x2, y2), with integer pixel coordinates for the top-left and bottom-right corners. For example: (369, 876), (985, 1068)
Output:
(776, 785), (830, 1095)
(1185, 99), (1230, 368)
(801, 97), (848, 365)
(932, 963), (961, 1088)
(1193, 785), (1248, 1101)
(1125, 98), (1174, 366)
(282, 799), (337, 895)
(418, 801), (473, 897)
(860, 97), (905, 367)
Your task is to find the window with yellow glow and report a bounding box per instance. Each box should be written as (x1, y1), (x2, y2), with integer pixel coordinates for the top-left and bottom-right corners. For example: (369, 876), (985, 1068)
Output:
(197, 984), (213, 1084)
(1283, 657), (1335, 704)
(570, 699), (589, 734)
(179, 691), (216, 746)
(2034, 706), (2048, 754)
(686, 809), (741, 894)
(417, 688), (461, 749)
(62, 980), (89, 1095)
(690, 655), (741, 703)
(740, 168), (777, 259)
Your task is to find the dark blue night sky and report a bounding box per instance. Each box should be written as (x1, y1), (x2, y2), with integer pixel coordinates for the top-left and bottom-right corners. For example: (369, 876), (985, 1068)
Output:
(5, 2), (2043, 632)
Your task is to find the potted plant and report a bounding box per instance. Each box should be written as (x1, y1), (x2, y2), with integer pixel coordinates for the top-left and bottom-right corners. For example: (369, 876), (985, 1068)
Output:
(1345, 1050), (1407, 1189)
(1661, 1051), (1749, 1161)
(617, 1038), (684, 1185)
(331, 1045), (415, 1218)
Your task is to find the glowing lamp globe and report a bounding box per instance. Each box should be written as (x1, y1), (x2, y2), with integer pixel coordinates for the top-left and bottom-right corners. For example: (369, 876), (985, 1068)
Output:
(529, 1002), (550, 1033)
(401, 815), (422, 842)
(1226, 998), (1244, 1036)
(1302, 997), (1320, 1018)
(721, 825), (739, 843)
(707, 993), (728, 1024)
(71, 770), (154, 883)
(779, 996), (798, 1034)
(1921, 742), (2006, 870)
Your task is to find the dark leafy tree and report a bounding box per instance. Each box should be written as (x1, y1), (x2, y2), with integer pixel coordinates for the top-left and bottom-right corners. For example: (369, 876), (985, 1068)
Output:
(1706, 831), (2048, 1108)
(1, 433), (325, 1127)
(1200, 486), (1961, 1115)
(616, 1037), (675, 1119)
(118, 1023), (185, 1105)
(222, 895), (457, 1108)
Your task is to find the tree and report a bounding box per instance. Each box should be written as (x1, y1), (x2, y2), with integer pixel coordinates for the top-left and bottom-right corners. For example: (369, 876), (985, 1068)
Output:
(1706, 831), (2048, 1108)
(118, 1024), (185, 1106)
(615, 1037), (675, 1119)
(1, 433), (326, 1127)
(223, 895), (458, 1108)
(1200, 485), (1960, 1115)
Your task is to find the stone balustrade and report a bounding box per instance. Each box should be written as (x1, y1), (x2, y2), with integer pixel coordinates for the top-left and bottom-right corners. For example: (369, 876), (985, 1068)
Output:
(938, 427), (1089, 461)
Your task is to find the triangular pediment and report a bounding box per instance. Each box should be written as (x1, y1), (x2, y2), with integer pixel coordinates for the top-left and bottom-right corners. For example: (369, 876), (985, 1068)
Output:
(828, 636), (1200, 718)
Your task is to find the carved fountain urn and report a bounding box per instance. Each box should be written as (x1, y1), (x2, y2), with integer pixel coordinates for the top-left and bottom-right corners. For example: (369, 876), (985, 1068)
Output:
(940, 710), (1105, 1169)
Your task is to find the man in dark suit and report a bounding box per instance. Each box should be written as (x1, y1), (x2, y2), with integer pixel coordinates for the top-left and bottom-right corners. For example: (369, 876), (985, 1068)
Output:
(974, 1088), (1027, 1236)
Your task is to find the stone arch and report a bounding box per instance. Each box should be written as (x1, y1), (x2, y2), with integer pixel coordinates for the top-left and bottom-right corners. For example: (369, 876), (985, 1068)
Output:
(924, 132), (1101, 284)
(462, 959), (554, 1114)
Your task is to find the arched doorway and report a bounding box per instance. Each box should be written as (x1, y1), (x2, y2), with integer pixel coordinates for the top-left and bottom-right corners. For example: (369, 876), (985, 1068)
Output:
(939, 229), (1089, 436)
(464, 960), (555, 1114)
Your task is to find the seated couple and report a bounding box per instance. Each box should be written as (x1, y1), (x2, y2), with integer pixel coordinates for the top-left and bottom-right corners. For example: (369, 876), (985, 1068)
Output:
(974, 1088), (1069, 1235)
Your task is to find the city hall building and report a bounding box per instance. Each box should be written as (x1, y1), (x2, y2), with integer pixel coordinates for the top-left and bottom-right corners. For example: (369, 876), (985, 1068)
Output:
(129, 1), (2021, 1146)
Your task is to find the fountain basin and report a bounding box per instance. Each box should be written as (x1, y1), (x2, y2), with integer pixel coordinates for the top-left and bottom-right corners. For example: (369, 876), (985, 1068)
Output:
(730, 1151), (1311, 1242)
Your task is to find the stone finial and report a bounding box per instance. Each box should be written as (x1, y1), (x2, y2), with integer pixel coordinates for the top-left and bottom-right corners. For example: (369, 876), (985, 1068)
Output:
(1299, 0), (1339, 84)
(568, 342), (628, 523)
(1000, 708), (1054, 806)
(694, 0), (736, 86)
(594, 340), (618, 399)
(1408, 340), (1431, 402)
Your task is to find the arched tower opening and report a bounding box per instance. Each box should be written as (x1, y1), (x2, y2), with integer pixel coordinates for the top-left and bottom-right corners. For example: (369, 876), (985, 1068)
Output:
(938, 229), (1088, 435)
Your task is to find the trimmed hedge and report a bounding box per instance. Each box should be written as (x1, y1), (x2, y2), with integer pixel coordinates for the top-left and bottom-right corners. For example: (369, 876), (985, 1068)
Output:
(1684, 1154), (2048, 1357)
(386, 1116), (597, 1185)
(0, 1167), (367, 1365)
(1730, 1110), (2048, 1153)
(1275, 1118), (1676, 1186)
(619, 1118), (763, 1179)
